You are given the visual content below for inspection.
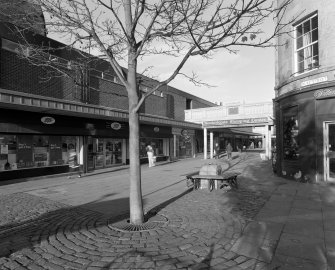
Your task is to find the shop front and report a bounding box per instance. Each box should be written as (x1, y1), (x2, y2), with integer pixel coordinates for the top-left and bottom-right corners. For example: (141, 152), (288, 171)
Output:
(140, 125), (171, 163)
(172, 128), (196, 159)
(0, 134), (82, 176)
(0, 108), (129, 180)
(275, 82), (335, 183)
(87, 137), (124, 171)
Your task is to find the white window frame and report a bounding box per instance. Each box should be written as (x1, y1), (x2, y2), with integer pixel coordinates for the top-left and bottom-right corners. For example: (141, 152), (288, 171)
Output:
(293, 13), (319, 75)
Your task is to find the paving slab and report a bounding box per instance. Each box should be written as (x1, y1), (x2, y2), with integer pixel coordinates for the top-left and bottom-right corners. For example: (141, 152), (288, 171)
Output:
(0, 152), (335, 269)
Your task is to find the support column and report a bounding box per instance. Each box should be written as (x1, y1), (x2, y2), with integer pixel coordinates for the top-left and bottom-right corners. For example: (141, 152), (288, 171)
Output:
(173, 134), (177, 159)
(210, 131), (214, 159)
(122, 139), (127, 165)
(265, 124), (271, 159)
(203, 128), (207, 160)
(268, 125), (272, 159)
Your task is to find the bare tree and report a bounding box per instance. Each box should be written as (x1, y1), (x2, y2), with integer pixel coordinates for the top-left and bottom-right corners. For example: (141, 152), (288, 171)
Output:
(1, 0), (294, 225)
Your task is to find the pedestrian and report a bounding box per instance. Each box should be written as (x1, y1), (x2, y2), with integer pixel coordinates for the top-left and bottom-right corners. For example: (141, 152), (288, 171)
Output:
(214, 142), (220, 159)
(68, 146), (81, 178)
(146, 144), (155, 167)
(226, 142), (233, 160)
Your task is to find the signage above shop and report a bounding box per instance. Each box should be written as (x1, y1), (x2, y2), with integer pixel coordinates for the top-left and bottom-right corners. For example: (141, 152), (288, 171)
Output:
(301, 76), (328, 88)
(314, 88), (335, 99)
(41, 116), (55, 125)
(108, 122), (121, 130)
(204, 117), (269, 128)
(181, 129), (189, 136)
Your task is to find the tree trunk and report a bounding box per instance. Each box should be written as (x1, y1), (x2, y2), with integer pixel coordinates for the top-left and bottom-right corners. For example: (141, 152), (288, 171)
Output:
(127, 58), (144, 225)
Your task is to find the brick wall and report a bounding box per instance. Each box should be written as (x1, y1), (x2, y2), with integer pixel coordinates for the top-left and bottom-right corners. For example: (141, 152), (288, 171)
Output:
(1, 37), (213, 120)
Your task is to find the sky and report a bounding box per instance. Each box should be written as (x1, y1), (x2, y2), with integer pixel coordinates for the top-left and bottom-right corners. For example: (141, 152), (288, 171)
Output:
(45, 1), (277, 106)
(139, 46), (276, 105)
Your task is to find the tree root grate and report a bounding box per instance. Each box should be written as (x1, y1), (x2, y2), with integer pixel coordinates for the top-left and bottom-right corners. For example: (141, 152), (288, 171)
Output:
(108, 214), (168, 232)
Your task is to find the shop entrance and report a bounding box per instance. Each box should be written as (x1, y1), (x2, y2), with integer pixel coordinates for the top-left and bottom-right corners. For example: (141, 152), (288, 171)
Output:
(324, 122), (335, 182)
(87, 137), (122, 171)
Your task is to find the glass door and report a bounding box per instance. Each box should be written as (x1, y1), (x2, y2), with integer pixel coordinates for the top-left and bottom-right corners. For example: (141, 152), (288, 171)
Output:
(324, 122), (335, 181)
(95, 138), (105, 169)
(87, 136), (95, 171)
(105, 139), (122, 166)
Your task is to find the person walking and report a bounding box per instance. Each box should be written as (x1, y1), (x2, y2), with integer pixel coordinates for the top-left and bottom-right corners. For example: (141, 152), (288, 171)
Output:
(214, 142), (220, 159)
(146, 144), (155, 167)
(226, 142), (233, 160)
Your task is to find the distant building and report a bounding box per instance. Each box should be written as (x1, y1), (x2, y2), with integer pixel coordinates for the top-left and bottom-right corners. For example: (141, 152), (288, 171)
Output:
(274, 0), (335, 182)
(185, 101), (274, 159)
(0, 10), (214, 180)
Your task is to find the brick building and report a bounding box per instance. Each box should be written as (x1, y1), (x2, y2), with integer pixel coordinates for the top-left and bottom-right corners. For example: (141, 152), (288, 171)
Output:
(0, 17), (214, 180)
(274, 0), (335, 182)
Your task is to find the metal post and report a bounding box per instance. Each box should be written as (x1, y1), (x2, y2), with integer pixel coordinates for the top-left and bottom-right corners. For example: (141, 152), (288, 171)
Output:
(210, 131), (214, 159)
(265, 124), (270, 159)
(173, 134), (177, 159)
(204, 128), (207, 159)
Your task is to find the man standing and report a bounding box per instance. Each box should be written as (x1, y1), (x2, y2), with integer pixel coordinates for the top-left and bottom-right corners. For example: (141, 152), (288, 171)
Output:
(146, 144), (155, 167)
(214, 142), (220, 159)
(226, 143), (233, 160)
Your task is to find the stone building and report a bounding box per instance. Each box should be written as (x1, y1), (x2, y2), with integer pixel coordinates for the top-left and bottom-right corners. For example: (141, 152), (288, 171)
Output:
(274, 0), (335, 182)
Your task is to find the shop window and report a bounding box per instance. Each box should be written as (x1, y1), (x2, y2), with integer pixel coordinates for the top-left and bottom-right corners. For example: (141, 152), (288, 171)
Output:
(140, 138), (164, 158)
(294, 13), (319, 74)
(0, 134), (78, 172)
(283, 107), (299, 160)
(33, 135), (49, 167)
(0, 135), (17, 170)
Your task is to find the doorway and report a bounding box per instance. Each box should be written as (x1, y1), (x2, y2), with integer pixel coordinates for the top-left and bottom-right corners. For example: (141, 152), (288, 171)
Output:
(324, 122), (335, 182)
(87, 137), (123, 171)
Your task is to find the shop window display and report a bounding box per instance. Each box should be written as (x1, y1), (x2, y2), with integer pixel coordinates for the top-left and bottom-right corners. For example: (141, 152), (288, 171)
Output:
(140, 138), (163, 158)
(0, 134), (78, 171)
(283, 107), (299, 160)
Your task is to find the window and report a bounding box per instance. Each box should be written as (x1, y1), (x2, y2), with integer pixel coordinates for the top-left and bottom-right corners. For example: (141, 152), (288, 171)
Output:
(283, 107), (299, 160)
(0, 134), (79, 171)
(228, 106), (239, 115)
(186, 99), (193, 110)
(295, 14), (318, 74)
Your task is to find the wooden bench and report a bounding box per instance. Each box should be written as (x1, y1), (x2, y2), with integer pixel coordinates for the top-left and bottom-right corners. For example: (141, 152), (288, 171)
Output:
(186, 171), (240, 191)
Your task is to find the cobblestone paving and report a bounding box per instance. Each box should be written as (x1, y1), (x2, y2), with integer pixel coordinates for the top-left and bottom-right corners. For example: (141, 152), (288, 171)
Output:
(0, 177), (273, 270)
(0, 193), (67, 230)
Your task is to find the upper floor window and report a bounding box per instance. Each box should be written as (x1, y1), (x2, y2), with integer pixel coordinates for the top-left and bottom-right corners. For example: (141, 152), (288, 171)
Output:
(228, 106), (239, 115)
(295, 14), (318, 74)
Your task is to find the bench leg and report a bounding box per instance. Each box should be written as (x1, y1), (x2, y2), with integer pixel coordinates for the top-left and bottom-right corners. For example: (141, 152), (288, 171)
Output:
(194, 179), (200, 190)
(209, 180), (215, 191)
(228, 177), (238, 189)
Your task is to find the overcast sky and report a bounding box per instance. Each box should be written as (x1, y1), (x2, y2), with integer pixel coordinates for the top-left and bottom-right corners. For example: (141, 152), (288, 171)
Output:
(47, 2), (277, 106)
(137, 15), (276, 105)
(139, 45), (275, 105)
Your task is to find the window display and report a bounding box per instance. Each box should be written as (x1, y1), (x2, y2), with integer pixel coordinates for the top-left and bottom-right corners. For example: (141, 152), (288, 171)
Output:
(140, 138), (163, 158)
(283, 107), (299, 160)
(0, 134), (79, 171)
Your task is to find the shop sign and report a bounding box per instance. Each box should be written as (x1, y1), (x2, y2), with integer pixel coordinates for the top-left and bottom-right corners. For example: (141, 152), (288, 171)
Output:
(301, 76), (328, 87)
(106, 122), (121, 130)
(0, 145), (8, 154)
(154, 127), (160, 132)
(314, 88), (335, 99)
(204, 117), (268, 127)
(41, 116), (55, 125)
(172, 127), (182, 135)
(181, 129), (189, 136)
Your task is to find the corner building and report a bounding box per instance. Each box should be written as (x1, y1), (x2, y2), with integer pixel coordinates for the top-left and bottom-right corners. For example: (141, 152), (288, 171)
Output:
(274, 0), (335, 182)
(0, 15), (213, 180)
